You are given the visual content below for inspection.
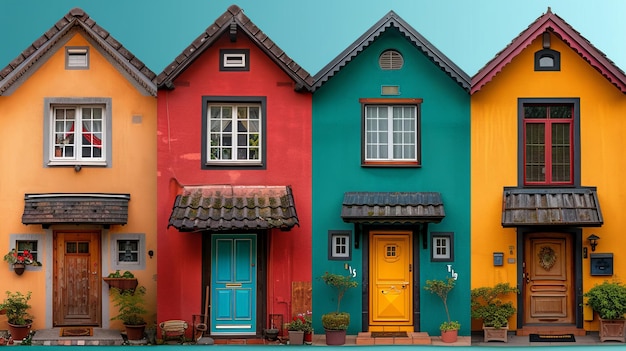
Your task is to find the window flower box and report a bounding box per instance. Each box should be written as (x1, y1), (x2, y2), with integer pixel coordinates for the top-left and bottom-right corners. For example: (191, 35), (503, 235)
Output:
(103, 277), (138, 291)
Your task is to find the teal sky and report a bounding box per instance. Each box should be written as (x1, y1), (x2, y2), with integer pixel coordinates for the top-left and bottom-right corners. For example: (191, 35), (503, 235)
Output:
(1, 0), (625, 77)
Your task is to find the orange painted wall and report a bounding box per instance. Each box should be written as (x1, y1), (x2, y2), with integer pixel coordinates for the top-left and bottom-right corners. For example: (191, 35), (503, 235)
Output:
(471, 33), (626, 331)
(0, 33), (157, 330)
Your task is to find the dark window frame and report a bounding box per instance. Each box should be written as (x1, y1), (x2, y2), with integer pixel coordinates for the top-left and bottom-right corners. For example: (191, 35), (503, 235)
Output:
(430, 232), (454, 262)
(534, 49), (561, 71)
(219, 49), (250, 71)
(518, 98), (580, 186)
(359, 98), (422, 167)
(201, 96), (267, 170)
(328, 230), (352, 261)
(65, 46), (89, 70)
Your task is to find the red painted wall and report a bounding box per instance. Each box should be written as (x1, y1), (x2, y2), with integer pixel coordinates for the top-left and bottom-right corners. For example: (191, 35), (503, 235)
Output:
(156, 33), (312, 331)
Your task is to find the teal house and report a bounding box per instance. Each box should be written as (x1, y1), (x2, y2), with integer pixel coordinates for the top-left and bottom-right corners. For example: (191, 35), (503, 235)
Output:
(311, 11), (471, 338)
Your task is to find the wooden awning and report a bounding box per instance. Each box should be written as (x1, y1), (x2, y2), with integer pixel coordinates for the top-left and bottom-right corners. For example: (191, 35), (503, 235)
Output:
(341, 192), (445, 224)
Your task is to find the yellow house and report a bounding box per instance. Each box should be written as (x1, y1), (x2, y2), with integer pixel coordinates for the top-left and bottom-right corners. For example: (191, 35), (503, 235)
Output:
(471, 8), (626, 336)
(0, 8), (156, 332)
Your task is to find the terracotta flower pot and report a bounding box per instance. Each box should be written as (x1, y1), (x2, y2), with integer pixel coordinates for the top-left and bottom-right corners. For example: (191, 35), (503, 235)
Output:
(324, 329), (346, 345)
(8, 322), (31, 341)
(13, 263), (26, 276)
(440, 329), (458, 343)
(125, 324), (146, 340)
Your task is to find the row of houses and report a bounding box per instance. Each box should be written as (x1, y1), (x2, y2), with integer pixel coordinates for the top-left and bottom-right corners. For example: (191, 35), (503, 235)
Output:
(1, 4), (625, 339)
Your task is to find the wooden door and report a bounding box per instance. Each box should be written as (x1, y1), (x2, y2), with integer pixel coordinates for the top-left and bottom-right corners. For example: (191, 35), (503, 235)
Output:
(369, 231), (413, 328)
(211, 234), (257, 335)
(523, 233), (574, 324)
(53, 232), (101, 326)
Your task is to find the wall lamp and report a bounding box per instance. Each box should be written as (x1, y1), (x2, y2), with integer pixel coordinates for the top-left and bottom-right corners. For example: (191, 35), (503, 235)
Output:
(587, 234), (600, 252)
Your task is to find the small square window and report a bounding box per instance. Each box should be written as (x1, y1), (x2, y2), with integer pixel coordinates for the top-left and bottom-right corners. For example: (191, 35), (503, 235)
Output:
(220, 49), (250, 71)
(66, 47), (89, 69)
(328, 230), (351, 260)
(431, 232), (454, 262)
(534, 49), (560, 71)
(17, 240), (39, 262)
(110, 234), (146, 270)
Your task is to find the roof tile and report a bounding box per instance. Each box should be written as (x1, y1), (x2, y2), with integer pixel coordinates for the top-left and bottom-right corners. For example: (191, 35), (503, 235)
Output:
(22, 193), (130, 226)
(0, 7), (156, 96)
(168, 185), (299, 232)
(156, 5), (312, 90)
(341, 192), (445, 224)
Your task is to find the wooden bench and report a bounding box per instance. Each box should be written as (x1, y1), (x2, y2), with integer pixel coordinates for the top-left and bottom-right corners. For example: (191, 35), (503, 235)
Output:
(159, 320), (188, 343)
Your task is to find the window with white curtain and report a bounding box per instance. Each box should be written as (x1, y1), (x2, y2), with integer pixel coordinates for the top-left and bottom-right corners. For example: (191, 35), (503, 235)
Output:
(45, 98), (111, 166)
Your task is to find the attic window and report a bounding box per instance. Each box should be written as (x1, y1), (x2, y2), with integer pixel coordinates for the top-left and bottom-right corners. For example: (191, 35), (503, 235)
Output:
(379, 50), (404, 70)
(66, 47), (89, 69)
(220, 49), (250, 71)
(534, 49), (560, 71)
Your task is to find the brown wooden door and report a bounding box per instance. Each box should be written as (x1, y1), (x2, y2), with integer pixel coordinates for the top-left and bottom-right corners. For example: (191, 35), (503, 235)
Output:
(53, 232), (101, 326)
(523, 233), (574, 324)
(369, 231), (413, 328)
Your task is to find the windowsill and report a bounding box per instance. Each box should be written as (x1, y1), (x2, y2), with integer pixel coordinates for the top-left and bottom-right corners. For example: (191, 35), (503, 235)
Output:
(48, 160), (107, 167)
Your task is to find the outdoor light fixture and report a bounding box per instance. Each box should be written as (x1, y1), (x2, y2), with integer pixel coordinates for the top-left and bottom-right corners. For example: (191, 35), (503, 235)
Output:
(587, 234), (600, 252)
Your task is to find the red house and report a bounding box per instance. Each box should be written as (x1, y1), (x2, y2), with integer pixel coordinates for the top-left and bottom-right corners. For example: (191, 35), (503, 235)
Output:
(155, 5), (313, 339)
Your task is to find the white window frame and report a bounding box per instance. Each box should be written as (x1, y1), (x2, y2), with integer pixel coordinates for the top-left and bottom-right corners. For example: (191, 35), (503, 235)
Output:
(431, 232), (454, 262)
(220, 49), (250, 71)
(110, 233), (146, 271)
(203, 97), (265, 167)
(44, 98), (112, 167)
(360, 98), (422, 166)
(224, 54), (246, 68)
(66, 46), (89, 69)
(328, 230), (351, 260)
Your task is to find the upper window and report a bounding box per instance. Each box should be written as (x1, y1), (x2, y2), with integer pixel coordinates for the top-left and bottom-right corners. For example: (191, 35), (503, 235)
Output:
(220, 49), (250, 71)
(379, 50), (404, 70)
(66, 47), (89, 69)
(534, 49), (560, 71)
(202, 97), (266, 168)
(360, 98), (422, 166)
(45, 98), (112, 167)
(520, 99), (580, 186)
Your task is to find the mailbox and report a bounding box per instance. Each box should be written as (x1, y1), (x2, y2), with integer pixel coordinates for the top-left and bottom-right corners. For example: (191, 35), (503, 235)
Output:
(493, 252), (504, 266)
(590, 253), (613, 276)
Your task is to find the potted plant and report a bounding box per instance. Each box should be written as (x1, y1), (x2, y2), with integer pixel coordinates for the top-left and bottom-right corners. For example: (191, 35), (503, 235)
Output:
(424, 277), (460, 343)
(584, 280), (626, 342)
(103, 270), (138, 291)
(320, 272), (358, 345)
(287, 314), (309, 345)
(110, 285), (148, 340)
(470, 283), (518, 342)
(3, 249), (41, 275)
(0, 291), (33, 341)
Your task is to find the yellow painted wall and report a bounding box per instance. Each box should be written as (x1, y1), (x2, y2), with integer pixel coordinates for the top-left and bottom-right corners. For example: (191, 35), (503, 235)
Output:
(471, 33), (626, 331)
(0, 33), (156, 330)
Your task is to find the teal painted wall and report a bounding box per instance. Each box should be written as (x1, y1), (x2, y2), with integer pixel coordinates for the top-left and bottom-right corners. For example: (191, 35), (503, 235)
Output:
(312, 28), (471, 336)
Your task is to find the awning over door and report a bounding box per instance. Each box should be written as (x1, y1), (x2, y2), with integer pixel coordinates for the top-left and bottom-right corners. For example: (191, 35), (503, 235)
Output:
(341, 192), (445, 224)
(22, 193), (130, 226)
(168, 185), (299, 232)
(502, 187), (603, 227)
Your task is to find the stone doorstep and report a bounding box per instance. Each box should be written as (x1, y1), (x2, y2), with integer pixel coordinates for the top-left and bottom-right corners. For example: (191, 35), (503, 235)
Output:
(356, 331), (432, 345)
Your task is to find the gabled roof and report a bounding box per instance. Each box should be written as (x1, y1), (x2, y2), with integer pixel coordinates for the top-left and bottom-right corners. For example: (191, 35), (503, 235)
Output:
(0, 8), (156, 96)
(341, 192), (445, 224)
(312, 11), (470, 92)
(168, 185), (299, 232)
(156, 5), (313, 91)
(22, 193), (130, 227)
(502, 187), (603, 227)
(472, 8), (626, 94)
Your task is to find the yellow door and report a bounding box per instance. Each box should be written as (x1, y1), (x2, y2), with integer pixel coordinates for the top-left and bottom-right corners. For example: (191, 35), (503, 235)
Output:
(369, 231), (413, 330)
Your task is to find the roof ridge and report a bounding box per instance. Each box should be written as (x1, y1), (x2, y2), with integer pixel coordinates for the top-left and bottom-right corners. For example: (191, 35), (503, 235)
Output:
(156, 5), (313, 91)
(0, 7), (156, 96)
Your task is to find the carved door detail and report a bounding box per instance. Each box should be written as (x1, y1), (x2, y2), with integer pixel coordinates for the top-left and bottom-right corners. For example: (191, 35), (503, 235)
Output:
(523, 233), (574, 324)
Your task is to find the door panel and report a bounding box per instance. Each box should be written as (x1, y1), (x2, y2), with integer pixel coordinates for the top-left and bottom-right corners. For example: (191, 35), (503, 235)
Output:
(370, 231), (412, 326)
(524, 233), (574, 324)
(53, 232), (101, 326)
(211, 234), (257, 335)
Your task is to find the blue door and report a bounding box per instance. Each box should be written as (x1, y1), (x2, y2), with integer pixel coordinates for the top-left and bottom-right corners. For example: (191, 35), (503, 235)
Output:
(211, 234), (257, 335)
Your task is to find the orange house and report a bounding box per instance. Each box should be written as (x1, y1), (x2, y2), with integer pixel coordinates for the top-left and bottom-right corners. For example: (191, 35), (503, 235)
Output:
(0, 8), (157, 332)
(471, 9), (626, 335)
